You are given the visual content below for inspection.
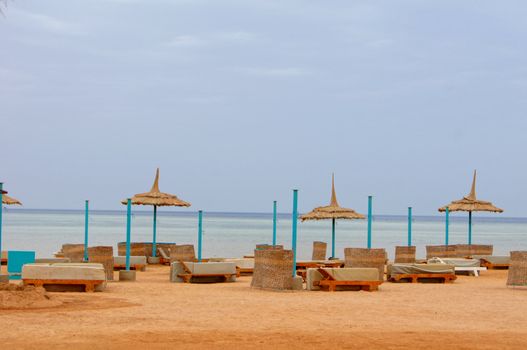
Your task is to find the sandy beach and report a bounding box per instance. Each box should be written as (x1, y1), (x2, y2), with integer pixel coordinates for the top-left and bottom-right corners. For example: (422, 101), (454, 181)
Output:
(0, 266), (526, 349)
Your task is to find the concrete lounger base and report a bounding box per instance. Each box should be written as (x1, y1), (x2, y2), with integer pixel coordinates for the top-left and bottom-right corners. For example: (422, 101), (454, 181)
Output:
(119, 270), (136, 281)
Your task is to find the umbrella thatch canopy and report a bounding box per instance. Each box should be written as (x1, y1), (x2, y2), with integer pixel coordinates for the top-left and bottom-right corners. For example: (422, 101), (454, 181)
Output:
(301, 175), (365, 221)
(438, 170), (503, 214)
(2, 193), (22, 206)
(122, 168), (191, 207)
(301, 175), (365, 258)
(121, 168), (190, 258)
(438, 170), (503, 244)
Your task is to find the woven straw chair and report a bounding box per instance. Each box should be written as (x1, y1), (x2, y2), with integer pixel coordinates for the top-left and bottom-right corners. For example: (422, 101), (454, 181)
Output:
(426, 245), (456, 259)
(312, 241), (327, 260)
(251, 248), (293, 290)
(88, 246), (114, 281)
(394, 246), (416, 264)
(344, 248), (386, 281)
(117, 242), (147, 257)
(62, 244), (85, 263)
(506, 251), (527, 287)
(170, 245), (196, 263)
(255, 244), (283, 251)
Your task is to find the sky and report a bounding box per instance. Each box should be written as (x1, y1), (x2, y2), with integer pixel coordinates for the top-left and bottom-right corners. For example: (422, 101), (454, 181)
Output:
(1, 0), (527, 216)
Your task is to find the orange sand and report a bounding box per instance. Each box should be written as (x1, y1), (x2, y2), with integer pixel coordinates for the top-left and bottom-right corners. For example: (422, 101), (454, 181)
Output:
(1, 266), (526, 349)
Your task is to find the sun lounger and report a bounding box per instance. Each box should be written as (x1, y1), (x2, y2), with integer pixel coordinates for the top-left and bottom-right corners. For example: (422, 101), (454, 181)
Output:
(295, 260), (345, 281)
(428, 257), (486, 276)
(223, 258), (254, 275)
(22, 263), (107, 292)
(307, 267), (381, 292)
(157, 247), (171, 265)
(473, 255), (510, 269)
(388, 263), (457, 283)
(113, 256), (147, 271)
(170, 261), (237, 283)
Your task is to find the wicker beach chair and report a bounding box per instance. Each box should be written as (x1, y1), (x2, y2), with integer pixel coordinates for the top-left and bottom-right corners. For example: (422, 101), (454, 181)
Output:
(394, 246), (416, 264)
(506, 251), (527, 287)
(88, 246), (114, 281)
(117, 242), (147, 257)
(62, 244), (85, 263)
(170, 245), (196, 263)
(426, 245), (456, 259)
(312, 241), (327, 261)
(344, 248), (386, 282)
(251, 248), (294, 290)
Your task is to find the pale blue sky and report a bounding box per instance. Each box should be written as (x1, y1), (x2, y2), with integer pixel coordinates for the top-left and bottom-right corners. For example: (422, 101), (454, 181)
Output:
(1, 1), (527, 216)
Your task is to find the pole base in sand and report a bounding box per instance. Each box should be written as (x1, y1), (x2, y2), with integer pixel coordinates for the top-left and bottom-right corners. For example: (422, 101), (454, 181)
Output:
(292, 275), (303, 291)
(0, 274), (9, 283)
(119, 270), (136, 282)
(147, 256), (160, 264)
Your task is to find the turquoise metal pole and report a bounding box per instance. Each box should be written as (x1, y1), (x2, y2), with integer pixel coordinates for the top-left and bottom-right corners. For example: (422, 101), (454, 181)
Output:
(152, 205), (157, 257)
(331, 218), (336, 258)
(408, 207), (412, 247)
(84, 200), (89, 262)
(0, 183), (3, 275)
(468, 211), (472, 245)
(126, 198), (132, 271)
(291, 189), (298, 277)
(272, 201), (277, 246)
(198, 210), (203, 262)
(445, 207), (450, 246)
(367, 196), (372, 249)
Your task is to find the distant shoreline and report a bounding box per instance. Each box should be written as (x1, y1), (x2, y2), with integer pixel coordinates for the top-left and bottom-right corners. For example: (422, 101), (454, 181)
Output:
(3, 208), (527, 223)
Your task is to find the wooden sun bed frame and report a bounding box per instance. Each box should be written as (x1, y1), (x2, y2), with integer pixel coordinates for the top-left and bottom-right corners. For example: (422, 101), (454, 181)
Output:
(176, 261), (237, 283)
(113, 263), (146, 271)
(158, 248), (171, 265)
(313, 268), (382, 292)
(23, 278), (104, 292)
(296, 261), (344, 282)
(389, 273), (457, 283)
(480, 258), (510, 270)
(236, 267), (254, 277)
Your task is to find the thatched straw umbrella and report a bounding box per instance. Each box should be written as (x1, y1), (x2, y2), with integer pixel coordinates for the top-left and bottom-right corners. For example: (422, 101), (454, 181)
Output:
(300, 175), (365, 259)
(439, 170), (503, 244)
(121, 168), (191, 258)
(2, 193), (22, 206)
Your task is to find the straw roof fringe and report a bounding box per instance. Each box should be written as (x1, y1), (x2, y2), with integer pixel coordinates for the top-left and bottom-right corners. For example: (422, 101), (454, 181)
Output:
(438, 170), (503, 213)
(121, 168), (191, 207)
(2, 194), (22, 205)
(300, 174), (365, 221)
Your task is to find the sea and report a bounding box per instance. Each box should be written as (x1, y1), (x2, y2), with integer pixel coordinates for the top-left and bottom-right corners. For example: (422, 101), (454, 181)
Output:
(1, 209), (527, 260)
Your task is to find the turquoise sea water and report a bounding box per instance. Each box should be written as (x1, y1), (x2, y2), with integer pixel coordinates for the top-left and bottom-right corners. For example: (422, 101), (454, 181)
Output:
(2, 209), (527, 260)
